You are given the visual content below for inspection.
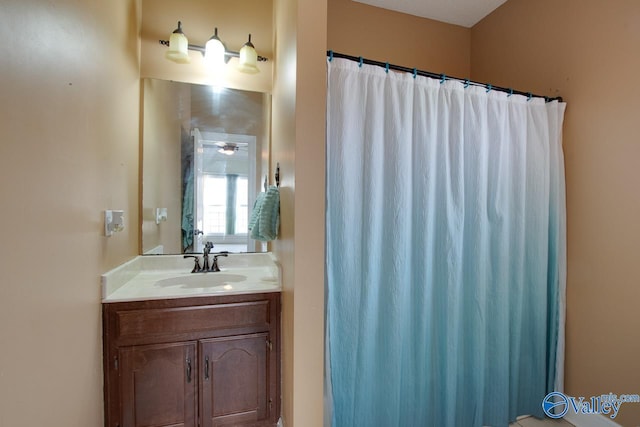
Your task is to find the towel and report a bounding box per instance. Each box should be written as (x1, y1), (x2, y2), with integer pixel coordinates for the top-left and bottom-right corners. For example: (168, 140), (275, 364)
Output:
(249, 186), (280, 241)
(248, 192), (266, 232)
(181, 162), (194, 251)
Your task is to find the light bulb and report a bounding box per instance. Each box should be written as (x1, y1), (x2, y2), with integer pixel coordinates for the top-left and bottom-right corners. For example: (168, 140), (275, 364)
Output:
(204, 28), (226, 70)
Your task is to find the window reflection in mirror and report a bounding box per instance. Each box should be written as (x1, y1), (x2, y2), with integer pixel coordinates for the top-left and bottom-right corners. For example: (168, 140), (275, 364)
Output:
(141, 79), (270, 255)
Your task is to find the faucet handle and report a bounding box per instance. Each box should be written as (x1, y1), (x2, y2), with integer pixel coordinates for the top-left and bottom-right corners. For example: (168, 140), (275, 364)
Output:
(183, 255), (202, 273)
(210, 252), (229, 272)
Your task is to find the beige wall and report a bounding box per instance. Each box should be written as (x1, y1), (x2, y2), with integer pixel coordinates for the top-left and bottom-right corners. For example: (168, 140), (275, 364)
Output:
(292, 0), (328, 425)
(327, 0), (471, 77)
(472, 0), (640, 424)
(141, 0), (273, 93)
(0, 0), (140, 425)
(271, 0), (298, 424)
(272, 0), (327, 425)
(141, 79), (185, 254)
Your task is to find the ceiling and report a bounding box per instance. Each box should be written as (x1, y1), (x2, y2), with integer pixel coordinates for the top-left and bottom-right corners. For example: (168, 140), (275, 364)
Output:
(353, 0), (508, 28)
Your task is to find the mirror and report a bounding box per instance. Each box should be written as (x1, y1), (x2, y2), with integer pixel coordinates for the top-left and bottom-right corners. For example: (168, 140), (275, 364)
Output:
(141, 78), (270, 255)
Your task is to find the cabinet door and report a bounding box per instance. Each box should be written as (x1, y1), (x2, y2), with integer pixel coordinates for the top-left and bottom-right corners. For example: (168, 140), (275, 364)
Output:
(120, 342), (198, 427)
(200, 334), (270, 426)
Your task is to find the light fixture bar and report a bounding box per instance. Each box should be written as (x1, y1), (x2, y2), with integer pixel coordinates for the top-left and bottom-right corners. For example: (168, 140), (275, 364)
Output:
(159, 39), (269, 62)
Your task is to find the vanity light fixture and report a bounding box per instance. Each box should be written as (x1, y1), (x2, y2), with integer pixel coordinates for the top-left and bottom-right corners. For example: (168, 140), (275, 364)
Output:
(164, 21), (190, 64)
(160, 21), (268, 73)
(238, 34), (259, 74)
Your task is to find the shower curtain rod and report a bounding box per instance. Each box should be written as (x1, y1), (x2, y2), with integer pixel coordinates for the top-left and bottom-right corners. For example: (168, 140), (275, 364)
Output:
(327, 51), (563, 103)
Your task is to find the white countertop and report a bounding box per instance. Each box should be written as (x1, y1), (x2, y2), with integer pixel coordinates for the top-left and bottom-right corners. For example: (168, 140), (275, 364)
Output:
(102, 253), (281, 303)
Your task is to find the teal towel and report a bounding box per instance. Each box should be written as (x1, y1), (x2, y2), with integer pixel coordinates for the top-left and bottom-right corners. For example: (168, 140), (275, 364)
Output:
(181, 162), (194, 250)
(248, 192), (266, 232)
(250, 186), (280, 241)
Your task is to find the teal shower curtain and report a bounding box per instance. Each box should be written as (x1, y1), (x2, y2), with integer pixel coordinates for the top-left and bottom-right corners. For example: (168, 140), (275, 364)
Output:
(325, 58), (566, 427)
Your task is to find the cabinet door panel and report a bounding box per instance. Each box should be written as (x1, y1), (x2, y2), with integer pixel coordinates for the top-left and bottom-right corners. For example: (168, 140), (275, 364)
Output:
(120, 342), (197, 427)
(200, 334), (269, 427)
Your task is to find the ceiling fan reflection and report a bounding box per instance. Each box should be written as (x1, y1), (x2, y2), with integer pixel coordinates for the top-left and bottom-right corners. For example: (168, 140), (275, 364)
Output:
(214, 142), (248, 156)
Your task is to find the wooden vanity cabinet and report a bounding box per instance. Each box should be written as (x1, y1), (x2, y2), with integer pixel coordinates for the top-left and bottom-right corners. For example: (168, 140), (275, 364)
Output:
(103, 292), (281, 427)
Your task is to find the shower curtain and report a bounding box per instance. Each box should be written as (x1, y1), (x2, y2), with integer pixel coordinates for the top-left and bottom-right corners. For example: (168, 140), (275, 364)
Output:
(325, 58), (566, 427)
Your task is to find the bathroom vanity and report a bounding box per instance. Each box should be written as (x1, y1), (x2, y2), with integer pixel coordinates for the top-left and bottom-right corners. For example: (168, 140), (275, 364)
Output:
(101, 254), (281, 427)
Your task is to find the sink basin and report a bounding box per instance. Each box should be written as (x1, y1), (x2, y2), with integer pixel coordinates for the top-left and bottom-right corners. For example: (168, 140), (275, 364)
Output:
(102, 252), (281, 302)
(154, 273), (247, 289)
